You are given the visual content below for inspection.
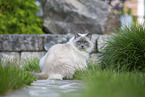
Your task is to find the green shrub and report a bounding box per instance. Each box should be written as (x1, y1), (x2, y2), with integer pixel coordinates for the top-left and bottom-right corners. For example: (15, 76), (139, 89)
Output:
(0, 59), (37, 95)
(0, 0), (44, 34)
(100, 25), (145, 72)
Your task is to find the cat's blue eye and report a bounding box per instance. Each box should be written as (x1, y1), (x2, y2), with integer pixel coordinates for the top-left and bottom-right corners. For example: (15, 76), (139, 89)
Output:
(84, 41), (87, 44)
(77, 41), (81, 44)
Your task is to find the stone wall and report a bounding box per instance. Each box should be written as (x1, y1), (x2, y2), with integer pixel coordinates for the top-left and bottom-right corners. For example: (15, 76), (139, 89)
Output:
(0, 34), (111, 64)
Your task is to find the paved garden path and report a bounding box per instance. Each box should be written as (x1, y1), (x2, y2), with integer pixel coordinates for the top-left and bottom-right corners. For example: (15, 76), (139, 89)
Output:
(2, 80), (84, 97)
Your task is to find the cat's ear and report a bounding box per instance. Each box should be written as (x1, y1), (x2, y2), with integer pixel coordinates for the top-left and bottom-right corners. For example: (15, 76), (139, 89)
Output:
(86, 33), (92, 39)
(75, 33), (80, 38)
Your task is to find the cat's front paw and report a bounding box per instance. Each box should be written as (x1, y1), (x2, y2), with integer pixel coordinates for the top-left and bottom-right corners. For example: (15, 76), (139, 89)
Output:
(48, 74), (63, 80)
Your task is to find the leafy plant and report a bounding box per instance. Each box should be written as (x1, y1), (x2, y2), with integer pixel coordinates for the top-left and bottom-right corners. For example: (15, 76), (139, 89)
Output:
(100, 25), (145, 72)
(0, 0), (44, 34)
(123, 5), (132, 15)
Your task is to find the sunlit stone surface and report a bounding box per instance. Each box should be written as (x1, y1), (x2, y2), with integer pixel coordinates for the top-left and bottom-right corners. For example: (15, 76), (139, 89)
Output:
(2, 80), (84, 97)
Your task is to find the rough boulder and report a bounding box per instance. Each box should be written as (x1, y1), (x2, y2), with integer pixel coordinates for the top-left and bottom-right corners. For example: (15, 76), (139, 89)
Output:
(42, 0), (120, 34)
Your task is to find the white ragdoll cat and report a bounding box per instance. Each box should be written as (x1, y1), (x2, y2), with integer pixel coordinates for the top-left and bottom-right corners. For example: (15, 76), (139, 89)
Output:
(36, 33), (94, 80)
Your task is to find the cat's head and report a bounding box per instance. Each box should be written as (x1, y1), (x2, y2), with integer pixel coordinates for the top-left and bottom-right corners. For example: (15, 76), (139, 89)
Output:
(72, 33), (93, 52)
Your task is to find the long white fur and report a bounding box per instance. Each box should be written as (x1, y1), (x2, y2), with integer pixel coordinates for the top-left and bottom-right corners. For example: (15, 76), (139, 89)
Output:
(37, 34), (94, 80)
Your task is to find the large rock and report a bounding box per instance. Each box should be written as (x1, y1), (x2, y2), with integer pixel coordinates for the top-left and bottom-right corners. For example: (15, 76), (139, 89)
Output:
(42, 0), (120, 34)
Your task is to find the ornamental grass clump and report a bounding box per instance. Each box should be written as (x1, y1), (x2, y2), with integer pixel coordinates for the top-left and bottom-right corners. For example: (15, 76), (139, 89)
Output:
(22, 58), (41, 73)
(100, 25), (145, 72)
(79, 69), (145, 97)
(73, 63), (145, 97)
(0, 59), (37, 95)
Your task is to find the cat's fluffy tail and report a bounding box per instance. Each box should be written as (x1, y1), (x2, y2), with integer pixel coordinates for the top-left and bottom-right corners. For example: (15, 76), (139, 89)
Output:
(39, 55), (46, 71)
